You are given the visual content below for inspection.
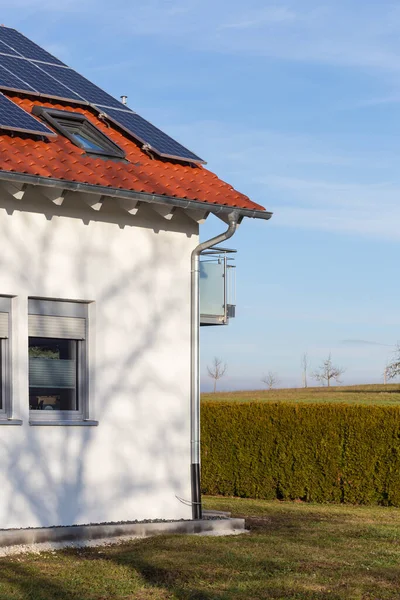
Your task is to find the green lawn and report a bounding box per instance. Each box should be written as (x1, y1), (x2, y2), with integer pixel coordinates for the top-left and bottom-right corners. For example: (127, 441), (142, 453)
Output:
(202, 383), (400, 405)
(1, 497), (400, 599)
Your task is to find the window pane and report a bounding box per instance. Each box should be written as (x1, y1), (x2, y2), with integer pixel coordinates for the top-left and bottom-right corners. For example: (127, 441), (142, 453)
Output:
(29, 338), (79, 411)
(72, 132), (105, 152)
(0, 341), (2, 411)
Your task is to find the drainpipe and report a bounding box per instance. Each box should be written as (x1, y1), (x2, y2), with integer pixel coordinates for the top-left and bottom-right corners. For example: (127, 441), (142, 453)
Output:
(190, 210), (240, 520)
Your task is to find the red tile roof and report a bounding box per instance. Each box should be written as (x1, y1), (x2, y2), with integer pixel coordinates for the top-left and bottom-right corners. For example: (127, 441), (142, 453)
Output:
(0, 95), (266, 213)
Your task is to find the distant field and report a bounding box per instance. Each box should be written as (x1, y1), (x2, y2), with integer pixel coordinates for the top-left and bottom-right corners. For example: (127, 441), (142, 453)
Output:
(201, 383), (400, 405)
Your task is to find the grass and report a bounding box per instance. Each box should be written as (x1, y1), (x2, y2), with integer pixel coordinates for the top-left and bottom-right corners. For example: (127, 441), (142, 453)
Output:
(201, 383), (400, 405)
(1, 497), (400, 599)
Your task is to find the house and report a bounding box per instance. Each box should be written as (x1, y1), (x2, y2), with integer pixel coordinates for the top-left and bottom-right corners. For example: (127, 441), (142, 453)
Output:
(0, 27), (271, 530)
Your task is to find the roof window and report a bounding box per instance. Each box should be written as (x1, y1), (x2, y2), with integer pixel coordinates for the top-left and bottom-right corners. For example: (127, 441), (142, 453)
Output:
(32, 107), (126, 160)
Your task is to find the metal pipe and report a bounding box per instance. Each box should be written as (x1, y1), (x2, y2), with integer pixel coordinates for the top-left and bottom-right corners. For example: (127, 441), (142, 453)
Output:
(190, 210), (240, 520)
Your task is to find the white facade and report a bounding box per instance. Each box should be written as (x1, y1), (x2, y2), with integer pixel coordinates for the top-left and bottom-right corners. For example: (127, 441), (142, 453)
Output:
(0, 185), (198, 528)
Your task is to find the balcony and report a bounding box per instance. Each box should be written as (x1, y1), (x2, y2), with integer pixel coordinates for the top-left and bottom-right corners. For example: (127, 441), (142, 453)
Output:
(200, 247), (236, 326)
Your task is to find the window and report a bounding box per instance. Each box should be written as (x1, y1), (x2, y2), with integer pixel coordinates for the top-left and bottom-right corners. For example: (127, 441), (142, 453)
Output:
(32, 106), (126, 160)
(0, 297), (11, 421)
(28, 299), (93, 424)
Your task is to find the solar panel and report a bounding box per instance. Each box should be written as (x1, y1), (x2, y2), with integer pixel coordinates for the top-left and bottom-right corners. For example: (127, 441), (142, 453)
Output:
(0, 93), (56, 136)
(0, 63), (37, 93)
(0, 27), (65, 65)
(0, 40), (20, 56)
(0, 27), (205, 163)
(95, 106), (205, 164)
(0, 56), (84, 102)
(39, 63), (124, 109)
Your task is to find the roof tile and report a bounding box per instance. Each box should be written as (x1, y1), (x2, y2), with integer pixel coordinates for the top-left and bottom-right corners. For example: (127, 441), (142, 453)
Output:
(0, 95), (265, 213)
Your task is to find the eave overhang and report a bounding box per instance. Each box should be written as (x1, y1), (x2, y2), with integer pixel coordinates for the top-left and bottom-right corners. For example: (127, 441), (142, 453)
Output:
(0, 170), (273, 223)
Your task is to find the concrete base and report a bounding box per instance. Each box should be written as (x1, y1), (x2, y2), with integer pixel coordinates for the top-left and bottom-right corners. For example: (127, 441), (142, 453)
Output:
(203, 509), (232, 518)
(0, 518), (246, 548)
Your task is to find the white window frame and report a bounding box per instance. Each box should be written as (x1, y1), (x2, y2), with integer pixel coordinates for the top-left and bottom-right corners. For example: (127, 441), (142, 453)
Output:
(28, 298), (96, 426)
(0, 296), (17, 424)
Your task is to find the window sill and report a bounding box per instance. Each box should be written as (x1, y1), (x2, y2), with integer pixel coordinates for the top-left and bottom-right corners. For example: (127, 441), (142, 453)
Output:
(29, 420), (98, 426)
(0, 419), (22, 425)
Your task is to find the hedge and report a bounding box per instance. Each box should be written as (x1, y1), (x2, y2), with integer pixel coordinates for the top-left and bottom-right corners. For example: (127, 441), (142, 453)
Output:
(201, 402), (400, 505)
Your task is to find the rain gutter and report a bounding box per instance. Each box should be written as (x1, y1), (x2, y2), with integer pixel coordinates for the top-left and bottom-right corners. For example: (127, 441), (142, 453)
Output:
(0, 171), (273, 221)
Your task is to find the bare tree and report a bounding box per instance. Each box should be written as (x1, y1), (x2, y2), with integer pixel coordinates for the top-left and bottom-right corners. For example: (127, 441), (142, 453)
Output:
(207, 356), (227, 393)
(385, 345), (400, 381)
(383, 362), (389, 385)
(312, 353), (345, 387)
(301, 352), (309, 388)
(261, 371), (279, 390)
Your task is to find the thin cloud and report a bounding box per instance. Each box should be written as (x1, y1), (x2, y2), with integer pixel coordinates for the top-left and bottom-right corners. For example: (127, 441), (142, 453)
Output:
(166, 120), (400, 240)
(7, 1), (400, 76)
(112, 1), (400, 74)
(220, 7), (297, 30)
(340, 339), (394, 348)
(0, 0), (94, 11)
(274, 206), (400, 241)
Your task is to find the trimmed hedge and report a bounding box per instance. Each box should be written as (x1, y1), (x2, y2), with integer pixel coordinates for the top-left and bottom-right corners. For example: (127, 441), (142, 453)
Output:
(201, 402), (400, 505)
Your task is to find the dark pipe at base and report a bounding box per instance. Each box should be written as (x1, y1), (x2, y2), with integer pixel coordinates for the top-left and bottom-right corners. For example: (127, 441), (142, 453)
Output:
(191, 463), (202, 520)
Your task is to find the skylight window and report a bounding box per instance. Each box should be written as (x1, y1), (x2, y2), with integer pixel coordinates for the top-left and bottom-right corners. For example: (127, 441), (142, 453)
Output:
(32, 106), (126, 160)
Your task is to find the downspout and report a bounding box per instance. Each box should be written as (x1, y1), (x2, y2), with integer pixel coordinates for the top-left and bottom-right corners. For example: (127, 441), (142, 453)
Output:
(190, 210), (240, 520)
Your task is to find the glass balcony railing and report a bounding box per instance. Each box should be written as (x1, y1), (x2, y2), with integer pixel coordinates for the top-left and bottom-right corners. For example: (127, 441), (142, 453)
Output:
(200, 247), (236, 326)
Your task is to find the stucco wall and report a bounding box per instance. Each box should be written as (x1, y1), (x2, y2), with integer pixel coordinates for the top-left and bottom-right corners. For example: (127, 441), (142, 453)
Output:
(0, 186), (198, 528)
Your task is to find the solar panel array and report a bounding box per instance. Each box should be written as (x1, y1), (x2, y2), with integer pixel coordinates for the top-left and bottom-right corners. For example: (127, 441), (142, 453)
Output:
(0, 27), (65, 65)
(0, 56), (83, 101)
(0, 27), (205, 164)
(42, 63), (123, 109)
(0, 92), (55, 137)
(95, 107), (204, 163)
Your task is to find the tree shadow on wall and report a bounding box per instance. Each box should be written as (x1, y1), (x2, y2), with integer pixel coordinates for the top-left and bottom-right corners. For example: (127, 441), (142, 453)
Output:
(0, 188), (196, 530)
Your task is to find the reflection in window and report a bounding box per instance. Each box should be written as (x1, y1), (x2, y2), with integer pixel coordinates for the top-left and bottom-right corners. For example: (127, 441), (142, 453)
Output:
(0, 342), (2, 411)
(72, 131), (105, 153)
(32, 106), (126, 159)
(29, 338), (79, 411)
(0, 301), (10, 418)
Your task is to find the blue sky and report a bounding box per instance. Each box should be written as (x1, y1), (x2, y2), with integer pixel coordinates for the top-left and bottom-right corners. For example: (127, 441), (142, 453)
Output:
(3, 0), (400, 390)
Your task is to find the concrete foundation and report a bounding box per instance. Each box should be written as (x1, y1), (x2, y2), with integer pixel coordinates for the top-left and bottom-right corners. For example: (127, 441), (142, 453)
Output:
(0, 518), (246, 548)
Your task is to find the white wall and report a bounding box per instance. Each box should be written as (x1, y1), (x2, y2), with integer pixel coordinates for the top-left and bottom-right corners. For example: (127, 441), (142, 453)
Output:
(0, 186), (198, 528)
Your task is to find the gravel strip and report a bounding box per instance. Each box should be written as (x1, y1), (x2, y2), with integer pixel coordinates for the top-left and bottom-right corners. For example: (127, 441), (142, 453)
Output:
(0, 528), (248, 557)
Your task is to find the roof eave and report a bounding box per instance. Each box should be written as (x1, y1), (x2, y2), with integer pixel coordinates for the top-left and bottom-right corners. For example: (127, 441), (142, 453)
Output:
(0, 170), (273, 221)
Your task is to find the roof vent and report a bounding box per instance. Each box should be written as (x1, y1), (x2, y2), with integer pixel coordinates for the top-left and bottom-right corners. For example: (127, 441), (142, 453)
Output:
(120, 95), (128, 105)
